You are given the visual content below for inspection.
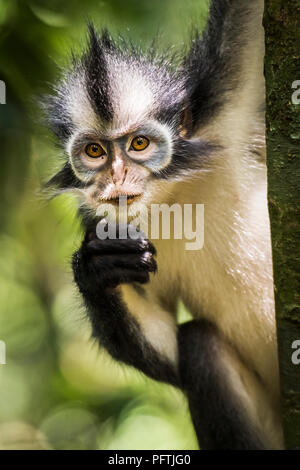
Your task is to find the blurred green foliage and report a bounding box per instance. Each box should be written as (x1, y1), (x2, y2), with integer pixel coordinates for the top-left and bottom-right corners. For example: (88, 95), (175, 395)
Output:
(0, 0), (208, 449)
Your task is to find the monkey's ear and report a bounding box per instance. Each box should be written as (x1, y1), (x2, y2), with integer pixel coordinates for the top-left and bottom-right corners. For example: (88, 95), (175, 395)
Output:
(178, 103), (193, 138)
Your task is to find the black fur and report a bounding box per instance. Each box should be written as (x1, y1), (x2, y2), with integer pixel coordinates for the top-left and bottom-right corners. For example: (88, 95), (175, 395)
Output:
(183, 0), (247, 131)
(83, 25), (114, 122)
(72, 226), (179, 387)
(178, 320), (265, 450)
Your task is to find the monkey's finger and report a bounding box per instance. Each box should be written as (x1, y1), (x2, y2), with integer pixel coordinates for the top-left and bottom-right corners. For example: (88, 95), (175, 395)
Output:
(92, 252), (157, 273)
(104, 268), (150, 285)
(86, 238), (156, 255)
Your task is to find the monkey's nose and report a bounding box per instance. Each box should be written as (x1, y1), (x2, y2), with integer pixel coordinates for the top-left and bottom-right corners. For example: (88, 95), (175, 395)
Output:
(111, 168), (127, 185)
(111, 156), (128, 185)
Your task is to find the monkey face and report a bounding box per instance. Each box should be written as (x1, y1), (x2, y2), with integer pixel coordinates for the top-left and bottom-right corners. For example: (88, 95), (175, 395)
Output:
(43, 25), (217, 219)
(66, 119), (175, 214)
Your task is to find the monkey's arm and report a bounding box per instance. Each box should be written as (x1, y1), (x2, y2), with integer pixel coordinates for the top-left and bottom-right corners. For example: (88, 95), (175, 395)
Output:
(72, 228), (179, 387)
(72, 228), (273, 449)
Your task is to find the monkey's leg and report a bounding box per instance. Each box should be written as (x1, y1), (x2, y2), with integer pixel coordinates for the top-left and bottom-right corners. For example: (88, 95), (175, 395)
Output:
(72, 227), (179, 387)
(178, 320), (270, 450)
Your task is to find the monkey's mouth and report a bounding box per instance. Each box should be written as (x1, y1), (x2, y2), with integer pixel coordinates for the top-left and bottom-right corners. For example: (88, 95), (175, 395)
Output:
(103, 194), (142, 205)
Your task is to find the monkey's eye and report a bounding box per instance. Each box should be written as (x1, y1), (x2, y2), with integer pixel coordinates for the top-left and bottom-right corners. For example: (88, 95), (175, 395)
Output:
(130, 136), (150, 152)
(85, 143), (105, 158)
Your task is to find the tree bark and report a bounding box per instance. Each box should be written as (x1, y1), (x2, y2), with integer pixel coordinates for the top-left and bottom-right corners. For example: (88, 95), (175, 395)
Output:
(264, 0), (300, 449)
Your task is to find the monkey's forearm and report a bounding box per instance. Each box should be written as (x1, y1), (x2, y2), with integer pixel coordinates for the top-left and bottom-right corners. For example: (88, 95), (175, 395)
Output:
(72, 228), (179, 387)
(84, 288), (179, 386)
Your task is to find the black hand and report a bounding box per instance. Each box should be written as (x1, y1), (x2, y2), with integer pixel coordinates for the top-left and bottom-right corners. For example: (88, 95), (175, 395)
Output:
(71, 225), (178, 387)
(72, 225), (157, 297)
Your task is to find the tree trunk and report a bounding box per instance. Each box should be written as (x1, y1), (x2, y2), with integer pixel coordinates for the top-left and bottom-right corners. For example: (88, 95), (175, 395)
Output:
(264, 0), (300, 449)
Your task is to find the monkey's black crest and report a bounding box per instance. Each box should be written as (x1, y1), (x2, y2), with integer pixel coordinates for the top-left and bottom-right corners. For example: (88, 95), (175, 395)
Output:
(83, 25), (114, 123)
